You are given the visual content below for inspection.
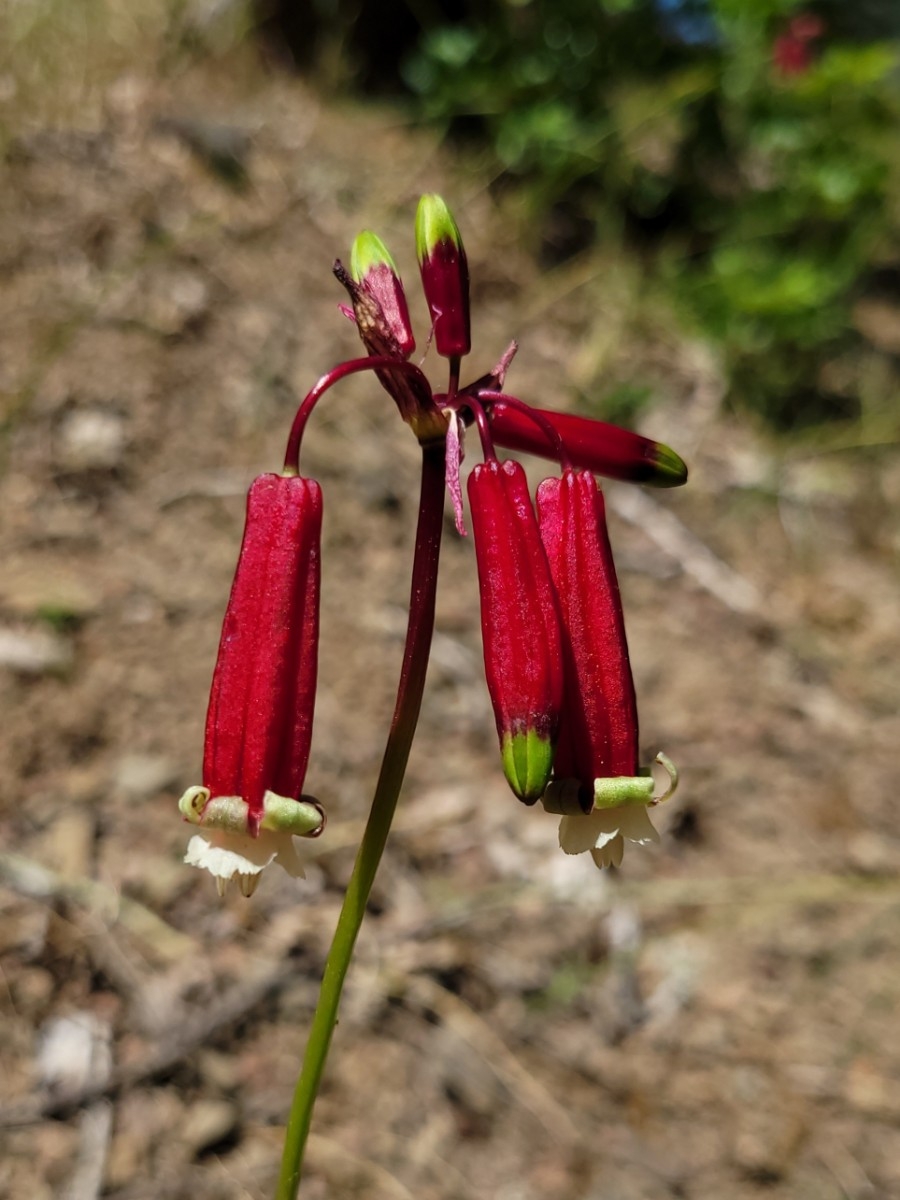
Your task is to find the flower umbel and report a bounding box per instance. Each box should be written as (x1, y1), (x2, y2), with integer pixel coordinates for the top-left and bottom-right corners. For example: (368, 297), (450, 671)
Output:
(177, 193), (688, 1200)
(180, 195), (684, 893)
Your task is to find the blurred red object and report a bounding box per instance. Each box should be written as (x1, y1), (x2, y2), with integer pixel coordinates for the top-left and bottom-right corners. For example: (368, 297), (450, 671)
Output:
(773, 11), (826, 76)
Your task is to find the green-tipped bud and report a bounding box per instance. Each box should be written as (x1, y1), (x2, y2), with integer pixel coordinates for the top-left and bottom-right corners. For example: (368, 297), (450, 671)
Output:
(350, 230), (415, 358)
(468, 459), (565, 806)
(486, 401), (689, 488)
(415, 194), (471, 359)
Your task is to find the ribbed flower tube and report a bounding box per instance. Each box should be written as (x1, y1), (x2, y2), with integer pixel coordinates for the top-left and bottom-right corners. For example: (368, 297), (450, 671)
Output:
(536, 469), (638, 783)
(179, 472), (325, 894)
(537, 469), (660, 869)
(468, 459), (564, 803)
(487, 400), (687, 488)
(204, 473), (322, 827)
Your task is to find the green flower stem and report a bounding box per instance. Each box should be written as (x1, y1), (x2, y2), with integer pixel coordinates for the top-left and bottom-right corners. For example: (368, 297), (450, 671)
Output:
(275, 441), (446, 1200)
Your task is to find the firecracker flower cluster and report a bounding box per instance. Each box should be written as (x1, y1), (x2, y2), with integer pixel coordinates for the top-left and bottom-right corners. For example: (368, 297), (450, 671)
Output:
(178, 194), (685, 897)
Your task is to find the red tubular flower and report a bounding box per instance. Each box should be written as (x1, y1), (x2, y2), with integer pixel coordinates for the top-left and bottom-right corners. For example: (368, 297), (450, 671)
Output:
(537, 470), (637, 781)
(179, 473), (325, 895)
(415, 194), (471, 360)
(536, 470), (671, 868)
(486, 399), (687, 488)
(468, 458), (564, 803)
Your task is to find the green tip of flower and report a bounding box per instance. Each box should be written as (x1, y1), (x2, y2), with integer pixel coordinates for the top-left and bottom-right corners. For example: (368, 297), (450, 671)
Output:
(350, 231), (400, 283)
(415, 193), (463, 263)
(501, 729), (555, 804)
(648, 441), (689, 488)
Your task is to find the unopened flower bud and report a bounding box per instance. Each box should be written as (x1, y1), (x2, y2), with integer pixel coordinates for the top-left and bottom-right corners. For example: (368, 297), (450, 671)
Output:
(351, 231), (416, 358)
(415, 193), (471, 359)
(469, 459), (564, 803)
(487, 401), (688, 488)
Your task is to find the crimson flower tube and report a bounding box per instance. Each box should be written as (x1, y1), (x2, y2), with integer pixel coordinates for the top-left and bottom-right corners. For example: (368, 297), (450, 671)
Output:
(536, 469), (669, 868)
(179, 473), (325, 896)
(486, 400), (687, 488)
(468, 458), (564, 803)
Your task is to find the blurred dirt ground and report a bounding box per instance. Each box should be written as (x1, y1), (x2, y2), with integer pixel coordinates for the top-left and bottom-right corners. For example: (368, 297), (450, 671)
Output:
(2, 27), (900, 1200)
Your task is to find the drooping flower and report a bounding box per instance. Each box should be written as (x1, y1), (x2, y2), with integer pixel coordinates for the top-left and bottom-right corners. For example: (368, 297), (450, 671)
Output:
(179, 473), (325, 895)
(536, 469), (676, 868)
(468, 458), (564, 803)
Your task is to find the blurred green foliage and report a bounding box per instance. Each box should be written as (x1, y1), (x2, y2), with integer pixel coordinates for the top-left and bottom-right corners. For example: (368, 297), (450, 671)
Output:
(5, 0), (899, 427)
(399, 0), (900, 426)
